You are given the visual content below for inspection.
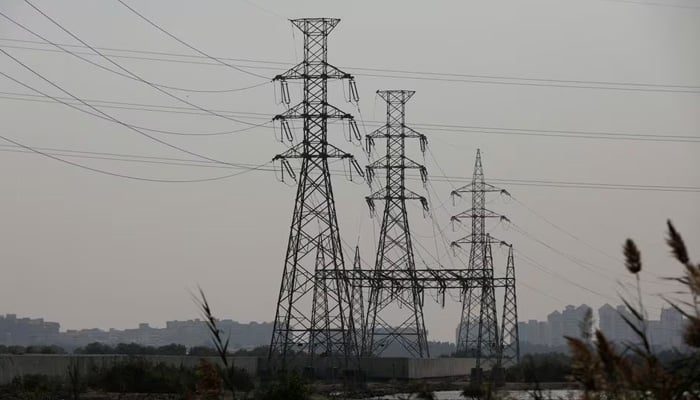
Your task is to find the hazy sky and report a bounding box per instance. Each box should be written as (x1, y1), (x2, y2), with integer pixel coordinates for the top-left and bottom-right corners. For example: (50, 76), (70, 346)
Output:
(0, 0), (698, 342)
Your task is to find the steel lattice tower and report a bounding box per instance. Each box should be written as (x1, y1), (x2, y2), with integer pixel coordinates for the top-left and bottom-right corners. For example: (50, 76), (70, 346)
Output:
(451, 149), (507, 370)
(350, 246), (366, 356)
(269, 18), (361, 367)
(499, 244), (520, 367)
(364, 90), (429, 358)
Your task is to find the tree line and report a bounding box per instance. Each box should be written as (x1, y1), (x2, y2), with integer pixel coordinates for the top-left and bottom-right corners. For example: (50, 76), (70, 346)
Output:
(0, 342), (270, 356)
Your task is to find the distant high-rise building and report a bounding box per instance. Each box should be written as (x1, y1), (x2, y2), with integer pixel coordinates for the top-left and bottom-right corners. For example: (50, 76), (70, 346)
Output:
(547, 310), (564, 346)
(518, 303), (685, 353)
(659, 307), (684, 349)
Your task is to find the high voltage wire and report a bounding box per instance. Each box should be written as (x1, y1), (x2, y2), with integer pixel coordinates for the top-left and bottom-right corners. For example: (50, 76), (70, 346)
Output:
(0, 91), (272, 119)
(0, 51), (249, 168)
(2, 91), (697, 144)
(0, 135), (271, 183)
(515, 249), (665, 312)
(114, 0), (269, 80)
(509, 222), (677, 287)
(0, 11), (269, 94)
(415, 122), (700, 143)
(0, 91), (273, 136)
(515, 248), (655, 309)
(20, 0), (266, 127)
(0, 140), (689, 307)
(3, 142), (700, 194)
(510, 196), (624, 263)
(422, 151), (680, 310)
(598, 0), (700, 9)
(2, 38), (699, 94)
(422, 150), (682, 293)
(424, 173), (700, 192)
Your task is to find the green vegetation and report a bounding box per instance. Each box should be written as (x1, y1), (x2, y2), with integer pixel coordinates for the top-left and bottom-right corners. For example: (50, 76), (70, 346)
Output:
(0, 358), (253, 399)
(0, 345), (65, 354)
(85, 359), (196, 393)
(256, 372), (310, 400)
(72, 342), (268, 357)
(505, 352), (573, 382)
(74, 342), (187, 355)
(0, 374), (66, 400)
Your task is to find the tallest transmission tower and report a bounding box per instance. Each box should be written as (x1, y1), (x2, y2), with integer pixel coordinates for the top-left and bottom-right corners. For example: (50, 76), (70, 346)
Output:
(269, 18), (361, 367)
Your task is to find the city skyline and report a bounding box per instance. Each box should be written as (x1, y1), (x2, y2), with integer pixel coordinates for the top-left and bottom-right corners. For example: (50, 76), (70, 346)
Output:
(2, 300), (688, 352)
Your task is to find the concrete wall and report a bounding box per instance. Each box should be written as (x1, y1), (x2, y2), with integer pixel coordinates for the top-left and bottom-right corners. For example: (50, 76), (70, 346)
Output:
(359, 358), (474, 379)
(0, 355), (258, 385)
(258, 356), (475, 380)
(406, 358), (476, 379)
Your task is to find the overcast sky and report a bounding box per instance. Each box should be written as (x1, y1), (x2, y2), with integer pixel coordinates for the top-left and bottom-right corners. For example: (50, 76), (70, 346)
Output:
(0, 0), (698, 342)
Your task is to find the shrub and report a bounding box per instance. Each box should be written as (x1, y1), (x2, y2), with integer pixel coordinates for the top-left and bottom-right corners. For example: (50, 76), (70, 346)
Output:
(85, 359), (196, 393)
(0, 374), (66, 399)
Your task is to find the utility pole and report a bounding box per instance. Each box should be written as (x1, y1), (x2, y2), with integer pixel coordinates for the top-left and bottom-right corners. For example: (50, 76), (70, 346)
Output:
(451, 149), (508, 382)
(269, 18), (362, 370)
(364, 90), (430, 358)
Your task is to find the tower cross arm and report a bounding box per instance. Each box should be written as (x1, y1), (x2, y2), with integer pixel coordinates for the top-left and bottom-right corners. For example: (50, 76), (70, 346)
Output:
(274, 61), (353, 82)
(451, 182), (509, 198)
(366, 187), (428, 212)
(366, 124), (425, 140)
(450, 208), (510, 222)
(366, 156), (425, 170)
(273, 102), (354, 121)
(366, 187), (427, 202)
(403, 125), (427, 140)
(450, 233), (508, 249)
(273, 142), (357, 160)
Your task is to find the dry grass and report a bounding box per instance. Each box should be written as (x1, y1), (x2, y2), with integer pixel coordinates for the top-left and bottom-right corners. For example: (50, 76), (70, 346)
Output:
(564, 220), (700, 400)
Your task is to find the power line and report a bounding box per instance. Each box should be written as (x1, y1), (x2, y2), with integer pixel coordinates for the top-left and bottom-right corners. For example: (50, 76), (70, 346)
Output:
(348, 65), (700, 91)
(0, 74), (696, 194)
(0, 90), (270, 118)
(2, 36), (699, 94)
(0, 91), (272, 136)
(510, 195), (623, 263)
(423, 174), (700, 193)
(598, 0), (700, 9)
(509, 222), (677, 287)
(0, 134), (270, 183)
(355, 72), (700, 95)
(114, 0), (269, 79)
(0, 11), (269, 94)
(0, 37), (290, 67)
(414, 122), (700, 143)
(0, 51), (249, 167)
(2, 90), (698, 144)
(516, 248), (665, 312)
(237, 0), (287, 19)
(3, 141), (699, 195)
(21, 0), (266, 127)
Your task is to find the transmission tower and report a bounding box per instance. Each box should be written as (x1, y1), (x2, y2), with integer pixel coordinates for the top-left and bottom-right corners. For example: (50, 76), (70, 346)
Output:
(350, 246), (366, 356)
(451, 149), (508, 373)
(364, 90), (430, 358)
(269, 18), (362, 368)
(499, 244), (520, 367)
